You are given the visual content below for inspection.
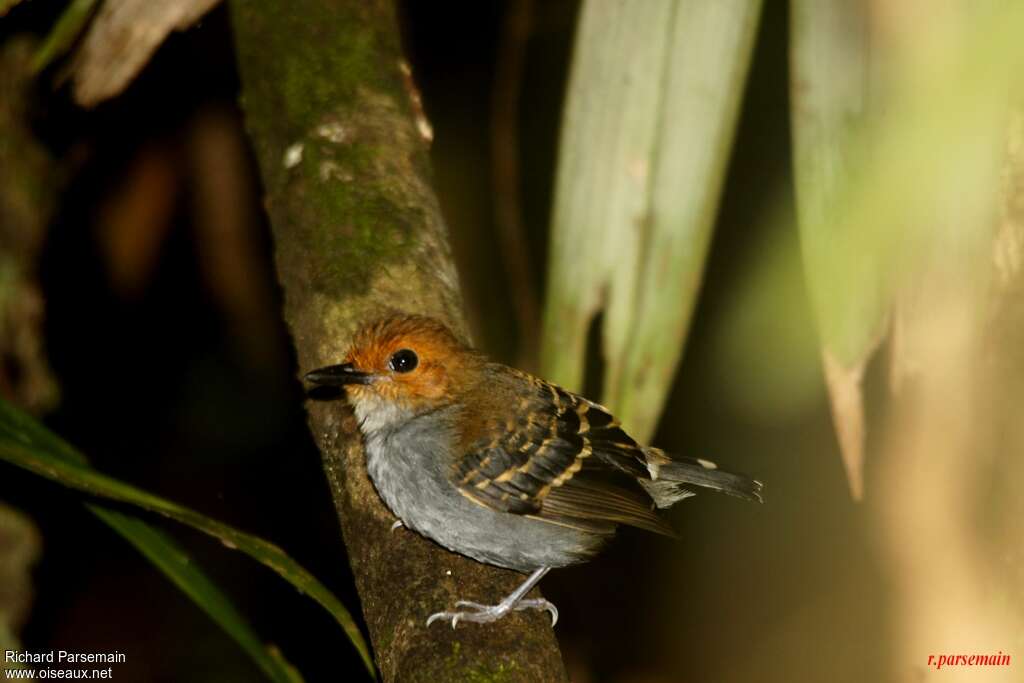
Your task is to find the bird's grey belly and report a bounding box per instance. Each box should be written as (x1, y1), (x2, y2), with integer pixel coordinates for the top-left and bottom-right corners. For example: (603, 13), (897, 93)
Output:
(364, 421), (603, 572)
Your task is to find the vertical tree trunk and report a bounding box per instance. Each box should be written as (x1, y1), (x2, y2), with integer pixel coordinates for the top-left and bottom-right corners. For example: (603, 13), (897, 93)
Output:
(229, 2), (568, 680)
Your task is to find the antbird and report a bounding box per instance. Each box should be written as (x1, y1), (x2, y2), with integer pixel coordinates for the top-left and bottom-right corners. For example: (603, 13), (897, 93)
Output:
(305, 314), (763, 628)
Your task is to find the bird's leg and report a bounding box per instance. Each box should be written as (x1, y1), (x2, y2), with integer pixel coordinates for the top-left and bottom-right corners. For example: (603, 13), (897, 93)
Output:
(426, 566), (557, 628)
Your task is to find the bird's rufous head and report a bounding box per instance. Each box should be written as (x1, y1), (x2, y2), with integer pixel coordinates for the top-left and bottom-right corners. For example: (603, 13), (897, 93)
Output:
(304, 315), (481, 427)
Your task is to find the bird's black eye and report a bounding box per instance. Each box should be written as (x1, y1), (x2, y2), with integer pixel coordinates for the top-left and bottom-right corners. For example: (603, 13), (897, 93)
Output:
(388, 349), (418, 373)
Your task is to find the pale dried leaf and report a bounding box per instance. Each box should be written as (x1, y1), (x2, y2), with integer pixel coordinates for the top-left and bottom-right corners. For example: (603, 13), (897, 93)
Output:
(822, 349), (866, 501)
(71, 0), (219, 107)
(876, 291), (1016, 682)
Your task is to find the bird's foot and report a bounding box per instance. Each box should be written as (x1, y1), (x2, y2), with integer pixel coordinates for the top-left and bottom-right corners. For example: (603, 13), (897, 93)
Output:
(390, 520), (404, 532)
(426, 597), (558, 629)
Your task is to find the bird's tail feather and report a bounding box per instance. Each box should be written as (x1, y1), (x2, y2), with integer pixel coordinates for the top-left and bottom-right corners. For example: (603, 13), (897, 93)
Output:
(640, 449), (764, 508)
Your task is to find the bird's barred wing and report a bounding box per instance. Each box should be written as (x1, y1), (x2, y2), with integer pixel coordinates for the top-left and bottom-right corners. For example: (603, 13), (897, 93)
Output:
(454, 374), (676, 536)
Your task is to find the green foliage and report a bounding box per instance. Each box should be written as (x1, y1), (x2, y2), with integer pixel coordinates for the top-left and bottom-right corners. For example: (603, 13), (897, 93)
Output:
(0, 398), (374, 680)
(88, 506), (304, 683)
(789, 0), (876, 498)
(542, 0), (763, 441)
(546, 0), (1024, 507)
(789, 2), (1024, 496)
(790, 0), (880, 368)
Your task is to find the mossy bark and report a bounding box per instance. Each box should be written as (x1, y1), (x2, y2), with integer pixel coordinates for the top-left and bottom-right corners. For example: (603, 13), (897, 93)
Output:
(228, 2), (567, 681)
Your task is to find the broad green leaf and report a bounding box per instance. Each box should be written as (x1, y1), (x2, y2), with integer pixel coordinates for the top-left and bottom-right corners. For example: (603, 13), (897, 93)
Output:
(542, 0), (762, 441)
(789, 0), (875, 500)
(790, 0), (879, 369)
(790, 2), (1021, 499)
(0, 413), (304, 683)
(0, 399), (374, 678)
(89, 505), (303, 683)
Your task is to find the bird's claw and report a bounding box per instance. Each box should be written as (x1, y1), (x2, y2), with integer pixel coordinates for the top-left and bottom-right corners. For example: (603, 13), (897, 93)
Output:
(426, 610), (465, 629)
(426, 597), (558, 628)
(390, 520), (404, 532)
(514, 598), (559, 627)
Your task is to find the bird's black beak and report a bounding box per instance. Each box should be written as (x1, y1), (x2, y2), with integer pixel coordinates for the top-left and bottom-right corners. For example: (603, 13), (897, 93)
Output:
(304, 363), (374, 386)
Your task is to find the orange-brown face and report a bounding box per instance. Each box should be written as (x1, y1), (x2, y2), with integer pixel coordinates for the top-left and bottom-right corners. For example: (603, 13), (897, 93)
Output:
(318, 315), (479, 412)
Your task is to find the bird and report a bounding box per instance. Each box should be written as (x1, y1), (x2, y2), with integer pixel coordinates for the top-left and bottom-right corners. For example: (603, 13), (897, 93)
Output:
(304, 314), (763, 628)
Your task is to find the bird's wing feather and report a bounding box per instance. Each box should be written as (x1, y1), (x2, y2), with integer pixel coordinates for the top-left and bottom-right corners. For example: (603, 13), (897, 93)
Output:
(454, 370), (675, 536)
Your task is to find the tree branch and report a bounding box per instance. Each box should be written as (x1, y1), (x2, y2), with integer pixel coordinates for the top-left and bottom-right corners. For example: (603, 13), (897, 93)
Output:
(228, 1), (568, 680)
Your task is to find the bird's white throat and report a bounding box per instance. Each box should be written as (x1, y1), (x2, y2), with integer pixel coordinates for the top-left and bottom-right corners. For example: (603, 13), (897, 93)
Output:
(351, 392), (416, 435)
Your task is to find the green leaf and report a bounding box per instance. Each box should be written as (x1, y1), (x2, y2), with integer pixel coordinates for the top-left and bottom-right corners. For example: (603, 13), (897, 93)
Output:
(542, 0), (762, 441)
(88, 505), (303, 683)
(0, 399), (375, 679)
(789, 2), (1024, 499)
(790, 0), (880, 369)
(789, 0), (875, 500)
(31, 0), (99, 74)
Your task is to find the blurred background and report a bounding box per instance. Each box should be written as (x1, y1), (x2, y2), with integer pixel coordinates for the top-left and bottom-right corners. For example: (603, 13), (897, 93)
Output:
(2, 1), (1022, 681)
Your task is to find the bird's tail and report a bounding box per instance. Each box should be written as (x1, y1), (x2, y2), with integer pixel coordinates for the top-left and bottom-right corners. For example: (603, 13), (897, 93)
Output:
(639, 448), (764, 508)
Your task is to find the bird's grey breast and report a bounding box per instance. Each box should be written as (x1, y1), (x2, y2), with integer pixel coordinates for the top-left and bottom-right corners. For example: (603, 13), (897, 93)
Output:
(361, 406), (603, 571)
(363, 408), (458, 533)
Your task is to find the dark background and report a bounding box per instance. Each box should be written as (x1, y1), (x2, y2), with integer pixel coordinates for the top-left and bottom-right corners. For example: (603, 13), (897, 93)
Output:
(1, 2), (884, 681)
